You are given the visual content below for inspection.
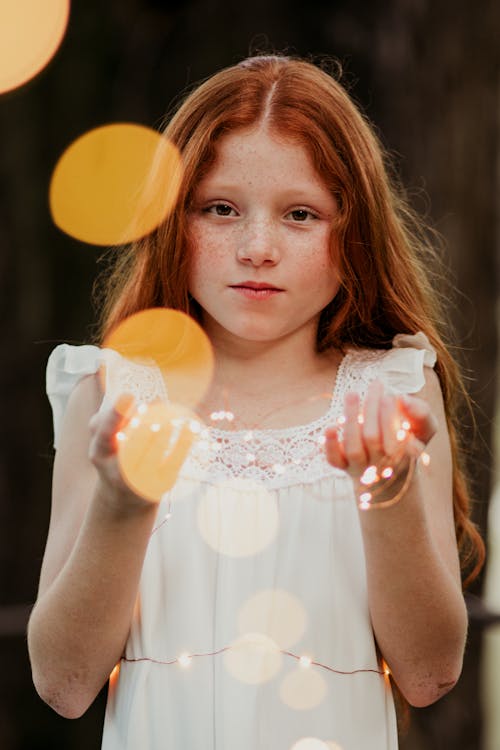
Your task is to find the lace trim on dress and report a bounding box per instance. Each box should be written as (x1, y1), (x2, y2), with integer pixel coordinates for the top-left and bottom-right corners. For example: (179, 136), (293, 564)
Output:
(181, 347), (397, 488)
(101, 348), (169, 410)
(99, 339), (435, 489)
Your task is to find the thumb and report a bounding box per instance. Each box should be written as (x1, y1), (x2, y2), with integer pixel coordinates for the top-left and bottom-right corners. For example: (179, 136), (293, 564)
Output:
(89, 393), (136, 459)
(398, 394), (437, 445)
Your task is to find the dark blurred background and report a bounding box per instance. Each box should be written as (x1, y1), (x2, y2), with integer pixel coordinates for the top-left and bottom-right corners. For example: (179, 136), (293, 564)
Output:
(0, 1), (498, 748)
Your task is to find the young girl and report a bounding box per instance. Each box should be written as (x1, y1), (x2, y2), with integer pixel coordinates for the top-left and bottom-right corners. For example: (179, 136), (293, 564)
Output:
(28, 55), (483, 750)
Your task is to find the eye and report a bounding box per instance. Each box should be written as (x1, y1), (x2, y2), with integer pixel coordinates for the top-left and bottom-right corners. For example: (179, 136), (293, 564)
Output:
(205, 203), (237, 217)
(286, 208), (317, 222)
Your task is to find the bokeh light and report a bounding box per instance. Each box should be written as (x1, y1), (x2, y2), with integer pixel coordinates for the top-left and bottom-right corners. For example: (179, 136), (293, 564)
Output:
(50, 123), (182, 245)
(197, 480), (279, 557)
(237, 589), (307, 649)
(0, 0), (70, 94)
(290, 740), (330, 750)
(279, 667), (327, 710)
(108, 663), (120, 697)
(102, 308), (214, 410)
(223, 633), (282, 684)
(117, 401), (201, 502)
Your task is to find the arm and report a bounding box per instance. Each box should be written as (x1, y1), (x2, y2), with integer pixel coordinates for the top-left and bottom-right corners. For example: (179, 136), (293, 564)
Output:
(28, 375), (158, 719)
(325, 370), (467, 707)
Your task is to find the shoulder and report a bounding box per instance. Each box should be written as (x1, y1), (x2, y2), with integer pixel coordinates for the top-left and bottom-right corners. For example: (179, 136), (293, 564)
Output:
(65, 371), (103, 425)
(346, 332), (437, 398)
(46, 343), (107, 449)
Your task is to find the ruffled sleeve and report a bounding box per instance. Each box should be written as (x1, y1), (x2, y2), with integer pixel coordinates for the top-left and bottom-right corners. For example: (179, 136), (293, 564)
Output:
(377, 332), (437, 395)
(46, 344), (107, 449)
(46, 343), (168, 450)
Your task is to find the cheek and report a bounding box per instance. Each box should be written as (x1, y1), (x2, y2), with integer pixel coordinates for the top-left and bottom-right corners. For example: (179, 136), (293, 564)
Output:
(299, 246), (340, 303)
(300, 243), (338, 281)
(189, 222), (230, 267)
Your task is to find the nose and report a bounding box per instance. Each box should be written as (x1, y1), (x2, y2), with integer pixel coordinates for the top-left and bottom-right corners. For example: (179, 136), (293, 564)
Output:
(236, 220), (280, 267)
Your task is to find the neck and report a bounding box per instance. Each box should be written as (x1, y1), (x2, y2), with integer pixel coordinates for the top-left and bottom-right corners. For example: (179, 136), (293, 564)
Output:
(211, 331), (322, 391)
(197, 324), (341, 429)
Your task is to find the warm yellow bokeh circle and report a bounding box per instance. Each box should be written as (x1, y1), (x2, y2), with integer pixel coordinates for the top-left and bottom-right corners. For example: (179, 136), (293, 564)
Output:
(50, 123), (183, 246)
(0, 0), (70, 94)
(290, 740), (330, 750)
(102, 308), (214, 410)
(117, 401), (202, 502)
(279, 666), (327, 710)
(223, 633), (282, 685)
(197, 480), (279, 557)
(237, 589), (307, 649)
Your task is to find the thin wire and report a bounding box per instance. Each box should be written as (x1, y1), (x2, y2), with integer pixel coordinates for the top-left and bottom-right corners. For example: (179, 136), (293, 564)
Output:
(122, 647), (386, 676)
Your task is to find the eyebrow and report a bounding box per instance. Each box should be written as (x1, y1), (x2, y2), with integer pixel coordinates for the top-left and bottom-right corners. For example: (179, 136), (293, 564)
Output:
(194, 182), (335, 203)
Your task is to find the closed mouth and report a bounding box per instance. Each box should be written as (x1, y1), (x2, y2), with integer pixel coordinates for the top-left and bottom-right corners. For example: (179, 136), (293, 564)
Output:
(230, 282), (284, 291)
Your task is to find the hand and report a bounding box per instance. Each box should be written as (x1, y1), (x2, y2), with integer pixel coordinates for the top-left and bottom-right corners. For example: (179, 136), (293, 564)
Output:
(88, 393), (151, 507)
(325, 380), (437, 507)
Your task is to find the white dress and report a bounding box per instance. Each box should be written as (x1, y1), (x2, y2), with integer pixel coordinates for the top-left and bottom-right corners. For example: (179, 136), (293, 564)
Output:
(46, 333), (436, 750)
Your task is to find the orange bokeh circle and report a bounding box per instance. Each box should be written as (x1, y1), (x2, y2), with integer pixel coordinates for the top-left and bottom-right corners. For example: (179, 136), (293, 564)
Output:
(102, 308), (214, 410)
(0, 0), (70, 94)
(117, 401), (202, 502)
(50, 123), (182, 246)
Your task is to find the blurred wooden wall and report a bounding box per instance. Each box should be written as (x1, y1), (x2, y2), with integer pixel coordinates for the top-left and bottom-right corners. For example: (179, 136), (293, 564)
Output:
(0, 0), (497, 747)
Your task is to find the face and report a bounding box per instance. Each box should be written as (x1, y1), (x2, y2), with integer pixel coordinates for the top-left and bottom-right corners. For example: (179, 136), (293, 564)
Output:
(187, 126), (340, 350)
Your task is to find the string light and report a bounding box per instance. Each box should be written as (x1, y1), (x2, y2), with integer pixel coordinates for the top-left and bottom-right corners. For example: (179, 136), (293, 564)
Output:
(210, 410), (235, 422)
(177, 653), (192, 668)
(360, 465), (378, 485)
(357, 455), (416, 510)
(359, 492), (372, 510)
(117, 380), (432, 532)
(299, 655), (312, 668)
(123, 646), (386, 678)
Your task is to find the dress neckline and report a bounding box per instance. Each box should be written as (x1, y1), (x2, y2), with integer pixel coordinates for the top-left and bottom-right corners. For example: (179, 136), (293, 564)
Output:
(207, 350), (353, 440)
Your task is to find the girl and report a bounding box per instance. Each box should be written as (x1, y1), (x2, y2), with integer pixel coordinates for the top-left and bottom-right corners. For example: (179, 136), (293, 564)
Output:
(28, 55), (484, 750)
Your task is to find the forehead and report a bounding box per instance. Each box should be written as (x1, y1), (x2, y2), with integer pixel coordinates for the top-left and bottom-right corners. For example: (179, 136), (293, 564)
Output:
(198, 126), (327, 192)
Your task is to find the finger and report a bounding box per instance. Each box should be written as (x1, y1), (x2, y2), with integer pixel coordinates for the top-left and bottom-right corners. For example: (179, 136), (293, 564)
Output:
(398, 394), (437, 445)
(343, 392), (368, 472)
(406, 435), (427, 460)
(380, 394), (400, 457)
(362, 380), (385, 462)
(114, 392), (136, 420)
(324, 427), (348, 469)
(89, 393), (136, 460)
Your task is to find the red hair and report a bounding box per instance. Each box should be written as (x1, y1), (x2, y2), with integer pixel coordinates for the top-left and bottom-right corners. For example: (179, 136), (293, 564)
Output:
(95, 54), (484, 586)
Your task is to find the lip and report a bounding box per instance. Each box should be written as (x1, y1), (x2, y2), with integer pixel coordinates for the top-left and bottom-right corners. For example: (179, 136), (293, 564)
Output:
(230, 281), (284, 291)
(229, 281), (284, 300)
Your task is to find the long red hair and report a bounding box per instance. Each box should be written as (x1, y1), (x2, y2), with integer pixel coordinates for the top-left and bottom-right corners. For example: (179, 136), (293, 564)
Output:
(95, 54), (484, 586)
